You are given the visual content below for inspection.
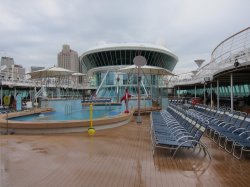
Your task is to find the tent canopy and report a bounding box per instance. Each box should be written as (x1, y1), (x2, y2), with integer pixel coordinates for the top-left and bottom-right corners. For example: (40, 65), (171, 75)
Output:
(72, 72), (86, 76)
(119, 65), (175, 76)
(28, 66), (75, 79)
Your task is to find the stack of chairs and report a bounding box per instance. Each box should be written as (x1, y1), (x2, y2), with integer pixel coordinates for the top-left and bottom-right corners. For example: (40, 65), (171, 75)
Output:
(150, 105), (210, 159)
(189, 104), (250, 159)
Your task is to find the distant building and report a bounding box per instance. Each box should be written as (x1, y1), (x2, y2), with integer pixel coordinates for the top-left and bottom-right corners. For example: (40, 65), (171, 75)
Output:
(0, 57), (25, 80)
(1, 56), (14, 69)
(57, 44), (79, 72)
(12, 64), (25, 80)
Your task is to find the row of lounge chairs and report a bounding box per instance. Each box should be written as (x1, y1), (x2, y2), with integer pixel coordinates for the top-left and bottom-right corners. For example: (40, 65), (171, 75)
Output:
(188, 104), (250, 159)
(150, 105), (210, 158)
(0, 107), (15, 114)
(168, 99), (184, 105)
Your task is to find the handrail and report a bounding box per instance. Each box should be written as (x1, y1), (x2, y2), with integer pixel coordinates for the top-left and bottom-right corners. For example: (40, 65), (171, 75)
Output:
(167, 27), (250, 87)
(95, 70), (110, 96)
(141, 80), (148, 97)
(212, 27), (250, 55)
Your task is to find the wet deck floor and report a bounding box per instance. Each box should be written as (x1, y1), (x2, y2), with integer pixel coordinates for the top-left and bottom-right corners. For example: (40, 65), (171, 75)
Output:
(1, 115), (250, 187)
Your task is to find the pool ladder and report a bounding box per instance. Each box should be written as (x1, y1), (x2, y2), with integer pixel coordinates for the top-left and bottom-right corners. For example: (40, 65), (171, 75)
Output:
(65, 104), (72, 115)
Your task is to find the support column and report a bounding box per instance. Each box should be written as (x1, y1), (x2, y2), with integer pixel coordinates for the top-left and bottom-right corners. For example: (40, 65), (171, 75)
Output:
(150, 75), (153, 98)
(195, 85), (197, 98)
(210, 83), (213, 108)
(0, 86), (2, 106)
(203, 83), (206, 105)
(178, 86), (180, 98)
(217, 79), (220, 109)
(216, 79), (220, 109)
(230, 73), (234, 111)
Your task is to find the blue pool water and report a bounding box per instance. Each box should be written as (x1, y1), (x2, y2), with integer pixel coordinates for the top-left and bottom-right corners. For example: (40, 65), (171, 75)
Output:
(9, 98), (153, 122)
(9, 99), (125, 121)
(10, 105), (123, 121)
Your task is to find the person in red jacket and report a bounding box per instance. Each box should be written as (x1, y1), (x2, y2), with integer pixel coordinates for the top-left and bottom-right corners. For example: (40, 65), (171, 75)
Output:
(120, 88), (131, 113)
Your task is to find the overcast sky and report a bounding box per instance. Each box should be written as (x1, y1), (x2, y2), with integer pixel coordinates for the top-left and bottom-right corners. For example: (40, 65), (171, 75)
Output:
(0, 0), (249, 73)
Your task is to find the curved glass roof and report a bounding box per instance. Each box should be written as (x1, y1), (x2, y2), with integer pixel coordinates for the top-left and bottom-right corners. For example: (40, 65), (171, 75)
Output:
(79, 43), (178, 72)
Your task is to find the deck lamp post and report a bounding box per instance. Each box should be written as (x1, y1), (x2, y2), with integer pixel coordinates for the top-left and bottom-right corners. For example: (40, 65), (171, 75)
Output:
(133, 56), (147, 123)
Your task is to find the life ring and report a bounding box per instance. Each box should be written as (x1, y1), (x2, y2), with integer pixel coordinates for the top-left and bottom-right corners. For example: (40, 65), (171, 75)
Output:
(3, 95), (10, 106)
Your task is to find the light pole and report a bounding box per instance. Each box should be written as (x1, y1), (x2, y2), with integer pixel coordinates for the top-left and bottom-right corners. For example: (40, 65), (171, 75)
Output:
(133, 56), (147, 123)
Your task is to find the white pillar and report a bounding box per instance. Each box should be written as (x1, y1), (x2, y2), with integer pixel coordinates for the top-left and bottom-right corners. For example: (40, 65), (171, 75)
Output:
(203, 83), (206, 105)
(178, 86), (180, 98)
(150, 75), (153, 97)
(230, 73), (233, 111)
(217, 79), (220, 108)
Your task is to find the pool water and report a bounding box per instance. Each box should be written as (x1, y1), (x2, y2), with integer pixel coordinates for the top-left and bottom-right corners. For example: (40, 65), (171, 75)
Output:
(9, 99), (125, 121)
(9, 98), (153, 122)
(9, 105), (124, 121)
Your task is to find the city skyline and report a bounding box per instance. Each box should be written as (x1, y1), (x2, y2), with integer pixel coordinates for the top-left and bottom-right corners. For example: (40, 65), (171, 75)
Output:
(0, 0), (250, 73)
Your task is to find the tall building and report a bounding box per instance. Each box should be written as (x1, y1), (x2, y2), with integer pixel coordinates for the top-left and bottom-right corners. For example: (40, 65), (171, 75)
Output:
(57, 44), (79, 72)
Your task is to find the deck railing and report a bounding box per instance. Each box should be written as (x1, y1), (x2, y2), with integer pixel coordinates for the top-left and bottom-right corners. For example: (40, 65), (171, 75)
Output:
(168, 27), (250, 87)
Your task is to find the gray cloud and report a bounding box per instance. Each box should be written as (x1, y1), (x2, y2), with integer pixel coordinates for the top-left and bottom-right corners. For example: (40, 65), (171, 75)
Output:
(0, 0), (249, 73)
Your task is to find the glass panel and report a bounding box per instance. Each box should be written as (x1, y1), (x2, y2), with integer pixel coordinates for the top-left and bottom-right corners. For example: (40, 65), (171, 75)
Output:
(106, 72), (115, 85)
(226, 86), (230, 97)
(244, 84), (250, 96)
(123, 74), (128, 85)
(234, 85), (239, 96)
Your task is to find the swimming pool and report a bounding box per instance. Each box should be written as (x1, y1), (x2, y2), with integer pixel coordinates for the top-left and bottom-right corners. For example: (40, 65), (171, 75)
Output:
(9, 105), (123, 121)
(9, 99), (125, 121)
(0, 99), (140, 134)
(7, 98), (152, 122)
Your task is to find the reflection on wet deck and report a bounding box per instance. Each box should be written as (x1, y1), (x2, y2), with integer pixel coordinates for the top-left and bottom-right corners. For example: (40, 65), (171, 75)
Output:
(1, 115), (250, 187)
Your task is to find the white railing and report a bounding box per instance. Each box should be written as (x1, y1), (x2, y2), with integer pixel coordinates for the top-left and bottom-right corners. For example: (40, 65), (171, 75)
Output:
(33, 86), (47, 100)
(0, 76), (91, 90)
(168, 27), (250, 87)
